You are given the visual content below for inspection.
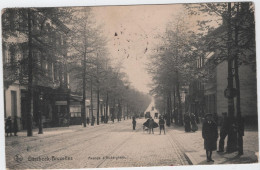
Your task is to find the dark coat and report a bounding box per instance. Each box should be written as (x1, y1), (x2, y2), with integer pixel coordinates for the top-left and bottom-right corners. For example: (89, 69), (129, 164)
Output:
(149, 119), (154, 128)
(220, 116), (229, 133)
(5, 118), (12, 133)
(184, 114), (191, 132)
(132, 119), (136, 125)
(159, 118), (165, 125)
(13, 117), (18, 133)
(202, 120), (218, 151)
(190, 115), (198, 132)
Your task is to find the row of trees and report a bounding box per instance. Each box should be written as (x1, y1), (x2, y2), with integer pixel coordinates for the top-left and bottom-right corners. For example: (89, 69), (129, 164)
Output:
(148, 2), (255, 153)
(148, 15), (199, 126)
(2, 7), (151, 136)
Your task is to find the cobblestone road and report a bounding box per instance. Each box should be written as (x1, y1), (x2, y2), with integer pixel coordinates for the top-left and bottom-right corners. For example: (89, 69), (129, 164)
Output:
(5, 119), (190, 169)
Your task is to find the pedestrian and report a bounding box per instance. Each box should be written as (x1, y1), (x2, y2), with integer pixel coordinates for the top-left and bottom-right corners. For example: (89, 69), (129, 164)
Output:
(190, 113), (198, 132)
(86, 117), (90, 125)
(148, 117), (154, 134)
(202, 113), (218, 162)
(213, 113), (218, 126)
(13, 116), (18, 136)
(111, 114), (114, 123)
(5, 116), (12, 137)
(92, 116), (95, 125)
(184, 113), (191, 132)
(217, 112), (228, 153)
(101, 116), (104, 123)
(132, 117), (136, 130)
(159, 116), (165, 135)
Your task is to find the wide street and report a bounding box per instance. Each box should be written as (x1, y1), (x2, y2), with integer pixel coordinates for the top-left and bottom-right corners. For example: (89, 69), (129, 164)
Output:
(5, 118), (191, 169)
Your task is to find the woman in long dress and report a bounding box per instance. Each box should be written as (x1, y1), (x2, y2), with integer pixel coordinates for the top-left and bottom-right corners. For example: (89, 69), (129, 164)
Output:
(184, 113), (191, 132)
(190, 113), (198, 132)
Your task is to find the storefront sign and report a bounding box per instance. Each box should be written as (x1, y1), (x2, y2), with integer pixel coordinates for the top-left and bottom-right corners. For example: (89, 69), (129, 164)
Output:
(55, 101), (67, 105)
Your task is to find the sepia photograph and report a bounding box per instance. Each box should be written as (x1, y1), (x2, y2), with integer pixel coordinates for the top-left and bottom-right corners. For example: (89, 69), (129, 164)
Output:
(1, 0), (259, 169)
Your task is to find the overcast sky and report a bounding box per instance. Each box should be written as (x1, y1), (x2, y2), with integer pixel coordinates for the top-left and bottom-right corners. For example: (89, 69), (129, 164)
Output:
(92, 4), (186, 94)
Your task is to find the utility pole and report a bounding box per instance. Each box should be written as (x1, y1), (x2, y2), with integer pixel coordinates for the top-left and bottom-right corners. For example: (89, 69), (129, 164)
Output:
(226, 2), (237, 153)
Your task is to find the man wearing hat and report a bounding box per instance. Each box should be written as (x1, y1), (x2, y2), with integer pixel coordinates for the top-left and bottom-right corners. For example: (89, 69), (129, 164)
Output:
(202, 113), (218, 162)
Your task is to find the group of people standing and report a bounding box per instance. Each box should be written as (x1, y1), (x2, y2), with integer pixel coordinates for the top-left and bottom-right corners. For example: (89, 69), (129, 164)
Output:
(184, 113), (198, 132)
(132, 116), (166, 135)
(5, 116), (18, 137)
(202, 112), (243, 162)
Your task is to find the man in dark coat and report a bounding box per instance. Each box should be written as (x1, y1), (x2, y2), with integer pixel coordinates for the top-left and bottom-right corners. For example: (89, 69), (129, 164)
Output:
(184, 113), (191, 132)
(148, 117), (154, 134)
(202, 113), (218, 162)
(13, 116), (18, 136)
(217, 112), (228, 152)
(213, 113), (218, 126)
(5, 116), (12, 137)
(86, 117), (90, 125)
(132, 117), (136, 130)
(159, 116), (165, 135)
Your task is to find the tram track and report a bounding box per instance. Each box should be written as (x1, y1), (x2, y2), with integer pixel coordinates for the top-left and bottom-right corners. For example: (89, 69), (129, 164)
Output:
(7, 122), (128, 169)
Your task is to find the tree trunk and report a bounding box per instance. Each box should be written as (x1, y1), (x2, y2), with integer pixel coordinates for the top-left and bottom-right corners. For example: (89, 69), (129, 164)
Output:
(166, 91), (171, 126)
(27, 9), (33, 136)
(173, 86), (177, 124)
(105, 91), (109, 123)
(176, 71), (183, 126)
(126, 103), (128, 119)
(81, 43), (86, 127)
(235, 3), (243, 155)
(90, 76), (94, 126)
(226, 2), (237, 153)
(97, 86), (100, 125)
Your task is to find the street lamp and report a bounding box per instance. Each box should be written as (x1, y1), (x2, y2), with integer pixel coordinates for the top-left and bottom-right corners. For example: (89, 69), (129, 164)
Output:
(38, 92), (43, 134)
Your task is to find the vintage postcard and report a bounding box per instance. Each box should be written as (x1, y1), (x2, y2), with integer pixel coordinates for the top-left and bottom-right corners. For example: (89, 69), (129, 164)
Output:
(1, 0), (259, 169)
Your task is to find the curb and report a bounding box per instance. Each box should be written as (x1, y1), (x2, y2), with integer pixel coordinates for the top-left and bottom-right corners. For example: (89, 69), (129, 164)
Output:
(184, 152), (195, 165)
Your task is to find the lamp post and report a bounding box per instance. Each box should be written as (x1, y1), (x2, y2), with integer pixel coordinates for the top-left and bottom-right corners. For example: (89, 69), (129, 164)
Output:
(38, 92), (43, 134)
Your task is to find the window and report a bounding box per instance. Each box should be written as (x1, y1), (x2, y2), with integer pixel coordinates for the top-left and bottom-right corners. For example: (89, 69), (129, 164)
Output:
(70, 106), (81, 117)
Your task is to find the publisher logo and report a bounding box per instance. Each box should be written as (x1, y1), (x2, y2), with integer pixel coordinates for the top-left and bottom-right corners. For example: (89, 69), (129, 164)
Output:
(14, 154), (23, 163)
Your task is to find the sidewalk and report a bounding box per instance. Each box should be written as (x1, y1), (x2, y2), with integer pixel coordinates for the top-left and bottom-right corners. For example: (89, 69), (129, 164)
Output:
(167, 123), (259, 165)
(5, 120), (124, 142)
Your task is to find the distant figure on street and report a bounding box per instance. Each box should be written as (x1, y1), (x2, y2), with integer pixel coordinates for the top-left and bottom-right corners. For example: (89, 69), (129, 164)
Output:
(111, 114), (114, 123)
(13, 116), (18, 136)
(101, 116), (104, 123)
(159, 116), (165, 135)
(190, 113), (198, 132)
(132, 117), (136, 130)
(217, 112), (228, 153)
(202, 113), (218, 162)
(5, 116), (12, 137)
(213, 113), (218, 126)
(184, 113), (191, 132)
(148, 117), (154, 134)
(86, 117), (90, 125)
(92, 116), (95, 125)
